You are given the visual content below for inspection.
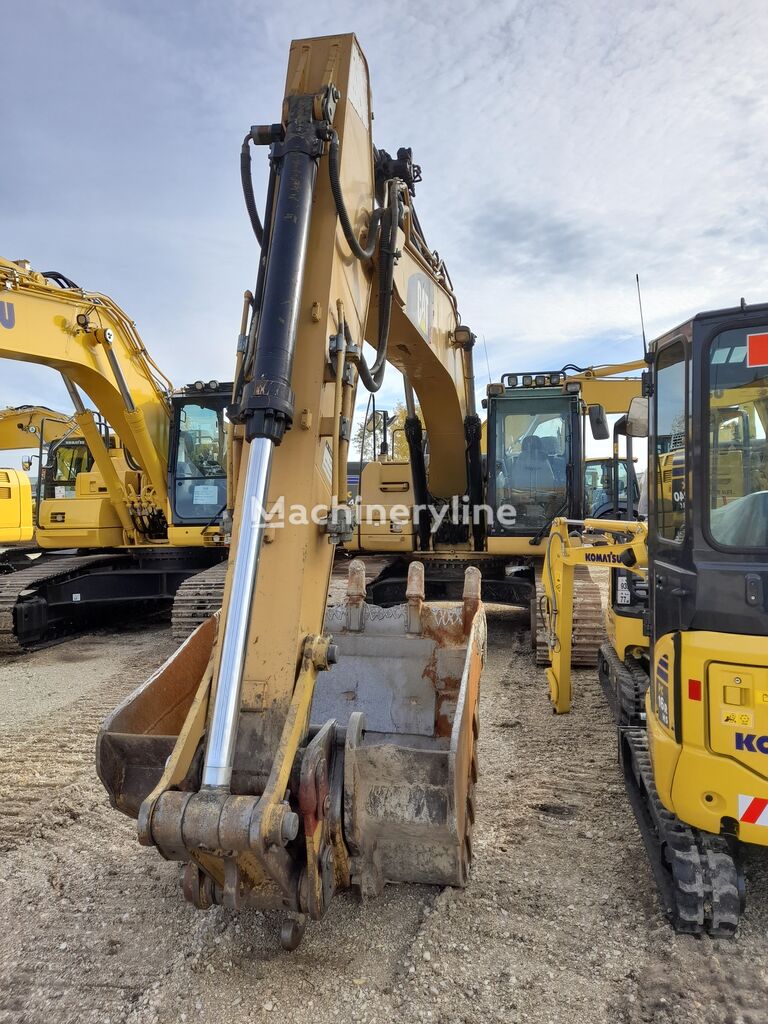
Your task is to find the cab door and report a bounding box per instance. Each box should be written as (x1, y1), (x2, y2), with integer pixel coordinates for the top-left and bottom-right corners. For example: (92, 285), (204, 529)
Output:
(649, 337), (696, 640)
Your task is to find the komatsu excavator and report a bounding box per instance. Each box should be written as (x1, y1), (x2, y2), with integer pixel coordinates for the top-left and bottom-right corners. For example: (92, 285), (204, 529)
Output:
(0, 405), (80, 554)
(98, 33), (486, 950)
(357, 359), (643, 665)
(0, 258), (231, 649)
(541, 302), (768, 935)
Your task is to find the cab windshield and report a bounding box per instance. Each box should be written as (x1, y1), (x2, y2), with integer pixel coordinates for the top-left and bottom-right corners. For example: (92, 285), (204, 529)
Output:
(173, 401), (227, 521)
(44, 440), (93, 498)
(493, 397), (569, 531)
(585, 458), (636, 516)
(708, 327), (768, 549)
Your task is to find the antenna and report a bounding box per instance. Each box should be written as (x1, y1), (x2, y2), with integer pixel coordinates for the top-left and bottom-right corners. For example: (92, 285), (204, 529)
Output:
(635, 273), (648, 360)
(481, 334), (492, 386)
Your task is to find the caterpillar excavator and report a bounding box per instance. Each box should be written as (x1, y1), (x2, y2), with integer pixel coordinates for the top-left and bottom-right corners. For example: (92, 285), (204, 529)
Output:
(98, 32), (486, 950)
(357, 359), (643, 665)
(0, 258), (231, 649)
(541, 302), (768, 935)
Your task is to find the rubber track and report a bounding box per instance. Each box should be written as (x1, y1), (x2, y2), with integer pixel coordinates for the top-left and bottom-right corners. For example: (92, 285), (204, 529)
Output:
(623, 728), (743, 936)
(0, 553), (126, 653)
(597, 641), (648, 726)
(171, 560), (228, 642)
(534, 565), (604, 667)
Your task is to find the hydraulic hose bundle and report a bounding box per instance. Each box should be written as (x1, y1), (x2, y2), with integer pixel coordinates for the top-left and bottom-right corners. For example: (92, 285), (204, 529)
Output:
(327, 130), (401, 394)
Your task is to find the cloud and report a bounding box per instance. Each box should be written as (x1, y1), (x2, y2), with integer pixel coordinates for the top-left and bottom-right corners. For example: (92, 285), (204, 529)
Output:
(1, 0), (767, 442)
(462, 201), (615, 283)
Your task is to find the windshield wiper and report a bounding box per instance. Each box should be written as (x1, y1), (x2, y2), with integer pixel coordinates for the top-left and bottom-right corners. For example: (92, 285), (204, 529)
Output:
(529, 499), (568, 546)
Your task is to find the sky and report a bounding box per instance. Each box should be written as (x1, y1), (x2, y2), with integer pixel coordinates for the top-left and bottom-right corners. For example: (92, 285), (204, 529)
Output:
(2, 0), (766, 470)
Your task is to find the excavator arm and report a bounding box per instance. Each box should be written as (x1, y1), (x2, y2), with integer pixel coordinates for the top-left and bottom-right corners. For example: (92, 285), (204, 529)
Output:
(567, 359), (645, 413)
(0, 405), (79, 450)
(0, 259), (172, 534)
(98, 33), (486, 949)
(541, 516), (647, 713)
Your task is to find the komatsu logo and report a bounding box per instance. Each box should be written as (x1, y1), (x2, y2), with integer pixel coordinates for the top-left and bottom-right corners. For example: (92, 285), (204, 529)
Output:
(585, 552), (623, 564)
(0, 301), (15, 330)
(736, 733), (768, 754)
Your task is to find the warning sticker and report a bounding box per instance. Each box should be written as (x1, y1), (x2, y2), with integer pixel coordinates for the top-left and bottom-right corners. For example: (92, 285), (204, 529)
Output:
(738, 794), (768, 825)
(616, 575), (631, 606)
(747, 332), (768, 368)
(347, 42), (370, 126)
(722, 709), (754, 728)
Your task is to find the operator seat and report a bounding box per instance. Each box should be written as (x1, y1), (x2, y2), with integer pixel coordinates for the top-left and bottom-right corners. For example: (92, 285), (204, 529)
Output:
(508, 434), (555, 494)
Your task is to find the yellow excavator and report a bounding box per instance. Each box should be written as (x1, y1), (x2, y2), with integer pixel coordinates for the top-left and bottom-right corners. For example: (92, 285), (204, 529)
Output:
(354, 359), (643, 665)
(541, 302), (768, 935)
(0, 403), (77, 452)
(0, 405), (80, 552)
(0, 258), (232, 649)
(98, 33), (486, 949)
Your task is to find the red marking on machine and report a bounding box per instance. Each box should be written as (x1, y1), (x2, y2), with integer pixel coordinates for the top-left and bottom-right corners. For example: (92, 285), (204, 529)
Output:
(738, 795), (768, 825)
(747, 332), (768, 368)
(688, 679), (702, 701)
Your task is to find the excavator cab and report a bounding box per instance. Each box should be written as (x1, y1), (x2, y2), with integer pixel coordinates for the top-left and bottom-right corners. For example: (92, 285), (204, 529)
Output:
(41, 437), (95, 499)
(167, 383), (230, 528)
(487, 379), (581, 536)
(37, 425), (137, 548)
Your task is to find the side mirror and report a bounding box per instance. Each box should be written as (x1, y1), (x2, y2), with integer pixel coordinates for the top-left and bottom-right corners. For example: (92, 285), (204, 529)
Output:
(21, 458), (32, 471)
(626, 396), (649, 438)
(588, 404), (610, 441)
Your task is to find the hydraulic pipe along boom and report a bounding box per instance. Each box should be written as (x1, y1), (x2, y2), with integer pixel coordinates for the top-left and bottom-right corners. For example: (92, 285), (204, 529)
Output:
(201, 93), (324, 790)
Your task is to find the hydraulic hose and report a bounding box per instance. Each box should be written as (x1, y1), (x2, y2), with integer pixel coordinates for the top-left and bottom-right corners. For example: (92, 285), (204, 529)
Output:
(234, 162), (277, 405)
(241, 134), (264, 247)
(349, 179), (400, 393)
(328, 130), (383, 261)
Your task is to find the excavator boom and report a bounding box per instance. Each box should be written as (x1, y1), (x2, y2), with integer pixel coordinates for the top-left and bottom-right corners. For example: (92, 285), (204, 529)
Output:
(98, 33), (486, 949)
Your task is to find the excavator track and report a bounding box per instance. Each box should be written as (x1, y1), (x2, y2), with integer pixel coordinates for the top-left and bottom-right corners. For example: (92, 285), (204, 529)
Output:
(597, 641), (648, 725)
(534, 564), (603, 667)
(621, 728), (744, 936)
(0, 553), (128, 653)
(171, 559), (228, 641)
(170, 555), (397, 641)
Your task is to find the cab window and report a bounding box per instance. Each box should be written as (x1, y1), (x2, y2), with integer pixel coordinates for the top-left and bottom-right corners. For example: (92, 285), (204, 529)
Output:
(654, 341), (687, 542)
(173, 401), (227, 521)
(492, 397), (570, 532)
(707, 327), (768, 548)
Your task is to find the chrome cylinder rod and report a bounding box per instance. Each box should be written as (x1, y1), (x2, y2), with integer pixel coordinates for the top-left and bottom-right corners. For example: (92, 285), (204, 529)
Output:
(201, 435), (274, 788)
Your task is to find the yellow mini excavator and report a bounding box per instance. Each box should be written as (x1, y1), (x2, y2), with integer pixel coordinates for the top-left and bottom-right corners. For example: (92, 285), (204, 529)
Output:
(0, 259), (232, 649)
(98, 33), (486, 949)
(542, 301), (768, 935)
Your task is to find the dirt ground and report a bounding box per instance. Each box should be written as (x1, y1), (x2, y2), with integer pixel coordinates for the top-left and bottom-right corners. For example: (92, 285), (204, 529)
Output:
(1, 611), (768, 1024)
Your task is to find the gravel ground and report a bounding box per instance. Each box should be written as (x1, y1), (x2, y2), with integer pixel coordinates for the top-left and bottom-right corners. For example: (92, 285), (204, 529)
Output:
(1, 611), (768, 1024)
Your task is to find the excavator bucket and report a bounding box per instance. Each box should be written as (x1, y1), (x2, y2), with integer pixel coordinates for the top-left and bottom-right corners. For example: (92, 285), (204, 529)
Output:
(97, 561), (485, 924)
(97, 613), (218, 818)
